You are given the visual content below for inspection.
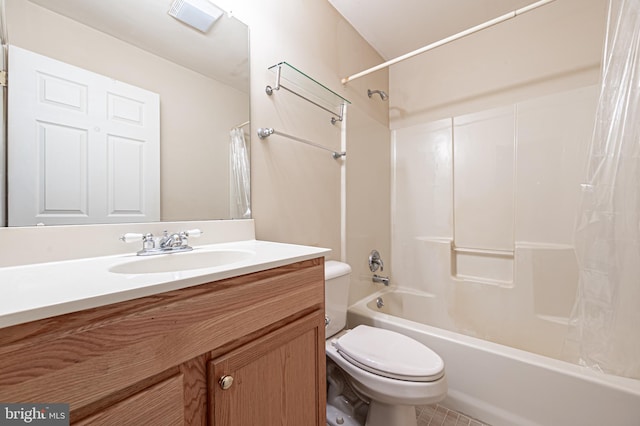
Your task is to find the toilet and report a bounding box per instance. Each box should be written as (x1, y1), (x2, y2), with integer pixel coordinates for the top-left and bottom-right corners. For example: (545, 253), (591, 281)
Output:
(325, 260), (447, 426)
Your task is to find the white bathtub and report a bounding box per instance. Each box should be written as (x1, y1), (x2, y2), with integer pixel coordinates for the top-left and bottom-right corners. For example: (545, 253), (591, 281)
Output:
(348, 288), (640, 426)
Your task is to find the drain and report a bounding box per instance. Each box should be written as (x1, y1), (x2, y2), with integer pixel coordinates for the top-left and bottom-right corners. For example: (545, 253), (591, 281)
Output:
(376, 297), (384, 309)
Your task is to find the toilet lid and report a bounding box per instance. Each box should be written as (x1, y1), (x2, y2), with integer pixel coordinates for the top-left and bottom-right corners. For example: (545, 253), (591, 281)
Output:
(334, 325), (444, 382)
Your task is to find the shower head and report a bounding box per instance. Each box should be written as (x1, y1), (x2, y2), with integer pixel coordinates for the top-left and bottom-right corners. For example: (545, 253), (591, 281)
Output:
(368, 89), (388, 101)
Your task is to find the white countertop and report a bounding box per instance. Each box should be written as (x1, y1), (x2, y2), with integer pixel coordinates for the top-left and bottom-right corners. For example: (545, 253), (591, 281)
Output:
(0, 239), (330, 329)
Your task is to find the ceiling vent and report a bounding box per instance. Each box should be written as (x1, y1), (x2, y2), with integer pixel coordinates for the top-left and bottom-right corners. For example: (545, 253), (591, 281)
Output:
(168, 0), (224, 33)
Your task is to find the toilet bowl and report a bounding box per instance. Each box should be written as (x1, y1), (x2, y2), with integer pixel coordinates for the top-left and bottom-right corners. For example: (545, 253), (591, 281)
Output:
(325, 261), (447, 426)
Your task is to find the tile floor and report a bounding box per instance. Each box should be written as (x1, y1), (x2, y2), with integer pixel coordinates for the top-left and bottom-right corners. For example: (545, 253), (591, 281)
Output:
(416, 404), (489, 426)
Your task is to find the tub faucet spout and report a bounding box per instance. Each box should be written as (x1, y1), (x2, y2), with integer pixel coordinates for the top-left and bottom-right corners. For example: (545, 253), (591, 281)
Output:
(372, 274), (390, 286)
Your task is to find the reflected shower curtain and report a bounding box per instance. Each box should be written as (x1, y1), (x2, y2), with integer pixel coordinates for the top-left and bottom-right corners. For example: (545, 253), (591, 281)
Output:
(569, 0), (640, 379)
(229, 128), (251, 219)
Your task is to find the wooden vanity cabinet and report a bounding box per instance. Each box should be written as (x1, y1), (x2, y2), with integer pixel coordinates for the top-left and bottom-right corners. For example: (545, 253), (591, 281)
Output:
(0, 258), (326, 425)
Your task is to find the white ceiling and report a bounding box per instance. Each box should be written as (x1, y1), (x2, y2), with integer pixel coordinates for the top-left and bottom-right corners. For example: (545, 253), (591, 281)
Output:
(328, 0), (543, 60)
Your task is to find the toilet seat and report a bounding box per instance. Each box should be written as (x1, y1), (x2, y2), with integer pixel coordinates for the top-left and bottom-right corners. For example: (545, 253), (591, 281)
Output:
(334, 325), (444, 382)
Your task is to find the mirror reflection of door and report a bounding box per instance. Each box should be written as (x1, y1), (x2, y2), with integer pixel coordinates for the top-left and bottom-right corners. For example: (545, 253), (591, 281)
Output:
(8, 45), (160, 226)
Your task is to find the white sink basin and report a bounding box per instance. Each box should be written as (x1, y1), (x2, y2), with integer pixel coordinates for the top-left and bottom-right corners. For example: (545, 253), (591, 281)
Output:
(109, 249), (255, 274)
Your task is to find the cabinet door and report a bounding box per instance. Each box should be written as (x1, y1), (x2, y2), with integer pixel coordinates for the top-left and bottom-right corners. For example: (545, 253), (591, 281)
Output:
(209, 311), (326, 426)
(75, 375), (184, 425)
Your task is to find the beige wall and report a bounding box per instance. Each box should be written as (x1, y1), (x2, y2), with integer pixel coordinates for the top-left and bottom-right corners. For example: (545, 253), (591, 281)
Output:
(6, 0), (249, 222)
(345, 106), (391, 304)
(389, 0), (608, 128)
(229, 0), (391, 281)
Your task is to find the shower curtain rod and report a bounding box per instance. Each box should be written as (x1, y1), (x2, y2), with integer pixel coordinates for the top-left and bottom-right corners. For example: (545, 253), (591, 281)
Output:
(257, 127), (346, 159)
(341, 0), (557, 84)
(231, 120), (250, 130)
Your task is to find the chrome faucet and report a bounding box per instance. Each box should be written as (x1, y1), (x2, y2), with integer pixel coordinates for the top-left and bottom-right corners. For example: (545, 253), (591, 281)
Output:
(369, 250), (389, 285)
(141, 233), (156, 251)
(159, 231), (188, 249)
(372, 274), (390, 286)
(120, 229), (202, 256)
(369, 250), (384, 272)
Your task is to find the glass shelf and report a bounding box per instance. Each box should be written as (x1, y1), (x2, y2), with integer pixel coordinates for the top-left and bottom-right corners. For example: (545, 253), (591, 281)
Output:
(266, 61), (350, 124)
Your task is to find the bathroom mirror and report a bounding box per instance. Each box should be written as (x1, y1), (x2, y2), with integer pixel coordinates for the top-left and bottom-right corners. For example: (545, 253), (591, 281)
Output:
(3, 0), (250, 226)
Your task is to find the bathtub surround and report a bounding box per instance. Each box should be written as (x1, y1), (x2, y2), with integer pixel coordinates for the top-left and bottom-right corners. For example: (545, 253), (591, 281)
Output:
(391, 86), (597, 362)
(453, 107), (515, 255)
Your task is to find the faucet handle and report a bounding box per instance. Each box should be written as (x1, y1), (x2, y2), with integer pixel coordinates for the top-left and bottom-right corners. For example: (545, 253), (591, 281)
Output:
(120, 233), (145, 243)
(121, 233), (156, 250)
(185, 229), (203, 238)
(369, 250), (384, 272)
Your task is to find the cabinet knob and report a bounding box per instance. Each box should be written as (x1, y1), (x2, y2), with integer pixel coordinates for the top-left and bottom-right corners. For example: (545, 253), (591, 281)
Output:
(219, 375), (234, 390)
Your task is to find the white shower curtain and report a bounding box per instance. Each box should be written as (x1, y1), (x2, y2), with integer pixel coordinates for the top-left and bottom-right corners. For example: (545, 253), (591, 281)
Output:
(569, 0), (640, 380)
(229, 128), (251, 219)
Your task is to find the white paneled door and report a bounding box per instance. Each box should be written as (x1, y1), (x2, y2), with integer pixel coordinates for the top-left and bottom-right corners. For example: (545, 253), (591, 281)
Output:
(8, 45), (160, 226)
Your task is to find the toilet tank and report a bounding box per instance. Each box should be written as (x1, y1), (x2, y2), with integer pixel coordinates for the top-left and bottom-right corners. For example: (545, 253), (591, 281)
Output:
(325, 261), (352, 339)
